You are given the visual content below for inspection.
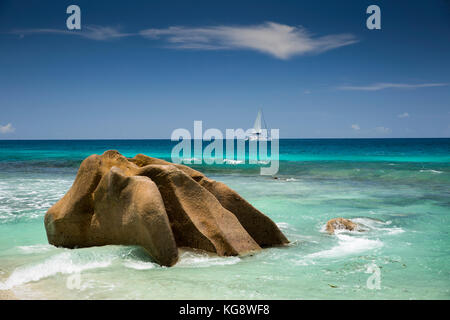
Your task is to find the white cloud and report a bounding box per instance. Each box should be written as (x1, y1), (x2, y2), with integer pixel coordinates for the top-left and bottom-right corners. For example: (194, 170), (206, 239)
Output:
(375, 126), (391, 134)
(398, 112), (409, 118)
(140, 22), (357, 59)
(337, 82), (448, 91)
(0, 123), (15, 134)
(12, 25), (132, 41)
(351, 124), (360, 131)
(12, 22), (357, 59)
(79, 26), (133, 40)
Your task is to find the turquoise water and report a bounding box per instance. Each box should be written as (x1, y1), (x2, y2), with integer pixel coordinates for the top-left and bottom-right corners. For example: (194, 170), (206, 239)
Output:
(0, 139), (449, 299)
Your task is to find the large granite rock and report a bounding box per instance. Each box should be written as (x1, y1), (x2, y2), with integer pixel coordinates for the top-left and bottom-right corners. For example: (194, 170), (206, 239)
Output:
(130, 154), (289, 247)
(91, 167), (178, 266)
(137, 165), (260, 256)
(45, 150), (288, 266)
(45, 151), (178, 266)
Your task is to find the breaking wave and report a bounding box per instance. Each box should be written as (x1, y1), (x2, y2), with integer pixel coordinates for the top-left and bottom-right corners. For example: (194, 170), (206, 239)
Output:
(0, 250), (115, 290)
(306, 234), (383, 259)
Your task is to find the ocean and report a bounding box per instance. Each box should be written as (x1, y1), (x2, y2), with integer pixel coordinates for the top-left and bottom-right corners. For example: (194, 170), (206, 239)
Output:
(0, 139), (449, 299)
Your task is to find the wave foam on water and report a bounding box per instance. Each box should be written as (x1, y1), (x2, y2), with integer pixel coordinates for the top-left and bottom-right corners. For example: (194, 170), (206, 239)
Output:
(303, 216), (406, 261)
(306, 234), (383, 259)
(17, 244), (54, 254)
(224, 159), (245, 165)
(123, 260), (158, 270)
(419, 169), (443, 174)
(175, 250), (241, 268)
(0, 250), (115, 290)
(276, 222), (297, 232)
(351, 217), (405, 235)
(318, 217), (405, 236)
(0, 178), (72, 224)
(122, 249), (242, 270)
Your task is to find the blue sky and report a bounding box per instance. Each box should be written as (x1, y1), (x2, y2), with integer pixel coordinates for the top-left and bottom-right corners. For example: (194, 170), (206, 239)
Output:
(0, 0), (449, 139)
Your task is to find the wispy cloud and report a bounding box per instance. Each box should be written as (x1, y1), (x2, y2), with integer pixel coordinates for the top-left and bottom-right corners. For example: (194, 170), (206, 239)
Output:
(0, 123), (15, 134)
(140, 22), (357, 59)
(375, 126), (391, 134)
(351, 124), (360, 131)
(337, 82), (448, 91)
(397, 112), (410, 118)
(11, 25), (133, 41)
(10, 22), (357, 59)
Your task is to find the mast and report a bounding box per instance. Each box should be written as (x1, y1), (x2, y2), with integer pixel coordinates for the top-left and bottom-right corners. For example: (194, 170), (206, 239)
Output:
(260, 108), (269, 139)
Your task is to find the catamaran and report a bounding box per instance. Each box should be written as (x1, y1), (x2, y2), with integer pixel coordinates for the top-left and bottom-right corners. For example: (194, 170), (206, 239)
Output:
(247, 109), (271, 141)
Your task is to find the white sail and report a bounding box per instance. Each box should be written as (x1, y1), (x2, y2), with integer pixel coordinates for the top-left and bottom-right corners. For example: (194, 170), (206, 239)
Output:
(253, 109), (262, 134)
(247, 108), (270, 141)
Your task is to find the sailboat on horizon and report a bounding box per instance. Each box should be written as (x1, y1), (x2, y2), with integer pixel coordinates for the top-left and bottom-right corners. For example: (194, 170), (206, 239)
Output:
(247, 108), (271, 141)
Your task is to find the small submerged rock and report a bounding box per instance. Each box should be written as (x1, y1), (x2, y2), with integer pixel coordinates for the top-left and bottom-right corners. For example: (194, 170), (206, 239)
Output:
(325, 218), (357, 234)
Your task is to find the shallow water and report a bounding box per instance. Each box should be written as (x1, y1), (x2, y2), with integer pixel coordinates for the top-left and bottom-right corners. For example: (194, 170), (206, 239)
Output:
(0, 139), (449, 299)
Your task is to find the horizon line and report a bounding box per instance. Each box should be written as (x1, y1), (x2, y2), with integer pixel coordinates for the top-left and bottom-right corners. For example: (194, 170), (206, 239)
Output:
(1, 137), (449, 141)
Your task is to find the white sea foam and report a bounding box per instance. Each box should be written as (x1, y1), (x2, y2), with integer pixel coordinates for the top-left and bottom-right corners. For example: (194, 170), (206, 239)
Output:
(285, 178), (297, 182)
(306, 234), (383, 259)
(351, 217), (387, 228)
(0, 251), (114, 290)
(123, 260), (157, 270)
(175, 250), (240, 268)
(419, 169), (443, 174)
(0, 178), (72, 223)
(122, 250), (242, 270)
(319, 217), (404, 236)
(351, 217), (405, 235)
(276, 222), (297, 232)
(224, 159), (245, 165)
(294, 259), (315, 266)
(17, 244), (54, 254)
(385, 228), (405, 235)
